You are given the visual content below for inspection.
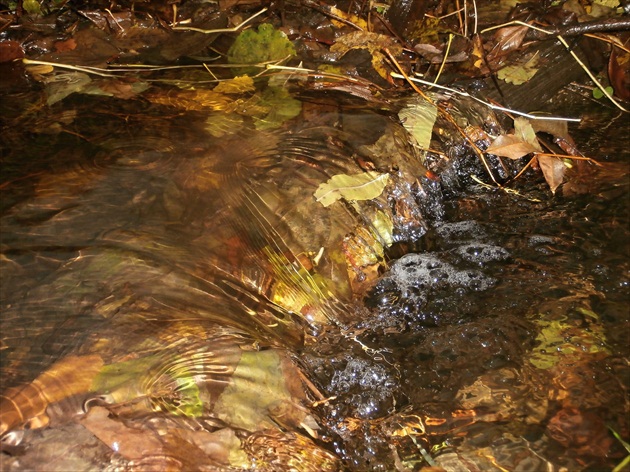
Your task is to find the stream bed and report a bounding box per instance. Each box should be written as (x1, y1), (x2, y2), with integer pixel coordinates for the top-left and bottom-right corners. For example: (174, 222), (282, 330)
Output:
(1, 34), (629, 472)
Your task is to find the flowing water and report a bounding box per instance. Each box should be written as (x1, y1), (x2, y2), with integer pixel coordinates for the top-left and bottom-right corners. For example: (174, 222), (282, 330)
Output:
(0, 59), (628, 472)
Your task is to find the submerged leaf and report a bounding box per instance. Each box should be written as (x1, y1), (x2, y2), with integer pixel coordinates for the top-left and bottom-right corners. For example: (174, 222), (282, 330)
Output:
(214, 75), (256, 94)
(314, 172), (390, 207)
(398, 98), (438, 150)
(212, 350), (311, 432)
(497, 53), (540, 85)
(45, 72), (92, 105)
(253, 86), (301, 130)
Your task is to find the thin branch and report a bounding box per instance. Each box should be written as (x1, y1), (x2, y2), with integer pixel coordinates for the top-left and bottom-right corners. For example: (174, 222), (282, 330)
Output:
(481, 20), (629, 112)
(433, 33), (453, 85)
(172, 7), (268, 34)
(390, 72), (581, 122)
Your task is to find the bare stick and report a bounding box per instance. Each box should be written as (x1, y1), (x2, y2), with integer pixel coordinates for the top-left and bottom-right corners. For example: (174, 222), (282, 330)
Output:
(390, 72), (581, 121)
(481, 20), (628, 112)
(172, 8), (268, 34)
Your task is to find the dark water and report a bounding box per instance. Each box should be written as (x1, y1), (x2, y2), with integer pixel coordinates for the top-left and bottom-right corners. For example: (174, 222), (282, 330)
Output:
(0, 61), (628, 472)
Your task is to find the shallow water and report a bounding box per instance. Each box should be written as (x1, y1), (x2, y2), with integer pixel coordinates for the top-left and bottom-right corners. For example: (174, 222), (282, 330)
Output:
(0, 60), (628, 472)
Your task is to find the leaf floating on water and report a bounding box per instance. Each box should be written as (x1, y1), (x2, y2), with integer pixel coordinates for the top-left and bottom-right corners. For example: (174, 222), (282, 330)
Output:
(214, 75), (256, 94)
(497, 53), (540, 85)
(398, 98), (438, 151)
(314, 172), (390, 207)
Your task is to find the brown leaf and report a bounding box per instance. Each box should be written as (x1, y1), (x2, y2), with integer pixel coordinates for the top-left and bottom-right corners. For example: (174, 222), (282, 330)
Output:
(487, 134), (538, 159)
(54, 38), (77, 52)
(0, 40), (24, 62)
(487, 25), (528, 64)
(538, 155), (566, 194)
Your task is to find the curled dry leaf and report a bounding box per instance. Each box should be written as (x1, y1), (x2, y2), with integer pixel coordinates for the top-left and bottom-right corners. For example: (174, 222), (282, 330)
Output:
(537, 155), (566, 194)
(487, 25), (529, 65)
(486, 134), (539, 159)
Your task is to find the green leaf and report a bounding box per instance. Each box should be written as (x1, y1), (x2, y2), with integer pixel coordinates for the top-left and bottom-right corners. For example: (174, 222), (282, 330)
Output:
(212, 350), (308, 431)
(398, 98), (438, 151)
(227, 23), (295, 71)
(253, 86), (301, 130)
(497, 53), (540, 85)
(593, 85), (614, 99)
(23, 0), (42, 15)
(314, 172), (389, 207)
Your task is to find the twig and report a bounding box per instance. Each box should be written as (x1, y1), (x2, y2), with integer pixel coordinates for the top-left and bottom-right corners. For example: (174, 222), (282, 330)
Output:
(172, 7), (268, 34)
(22, 58), (121, 77)
(386, 51), (499, 184)
(481, 20), (628, 112)
(433, 33), (453, 85)
(390, 72), (581, 122)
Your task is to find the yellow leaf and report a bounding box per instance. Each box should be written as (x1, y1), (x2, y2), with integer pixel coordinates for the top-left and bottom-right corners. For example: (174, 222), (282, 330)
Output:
(213, 75), (255, 94)
(328, 6), (369, 30)
(514, 117), (543, 151)
(314, 172), (389, 207)
(497, 53), (540, 85)
(330, 31), (401, 80)
(399, 98), (438, 150)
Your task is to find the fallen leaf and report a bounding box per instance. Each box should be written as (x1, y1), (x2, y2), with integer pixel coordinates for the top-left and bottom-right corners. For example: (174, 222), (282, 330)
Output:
(227, 23), (295, 71)
(487, 25), (529, 64)
(214, 75), (256, 94)
(314, 172), (390, 207)
(538, 155), (566, 194)
(514, 117), (543, 151)
(45, 72), (92, 105)
(252, 86), (301, 130)
(212, 350), (311, 432)
(497, 53), (540, 85)
(98, 79), (149, 99)
(54, 38), (76, 52)
(328, 6), (368, 30)
(487, 134), (539, 159)
(0, 40), (24, 62)
(398, 98), (438, 151)
(0, 355), (104, 436)
(530, 119), (571, 141)
(331, 31), (402, 80)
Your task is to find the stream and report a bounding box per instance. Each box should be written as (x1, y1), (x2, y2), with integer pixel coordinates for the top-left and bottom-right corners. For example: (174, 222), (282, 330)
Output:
(1, 16), (629, 472)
